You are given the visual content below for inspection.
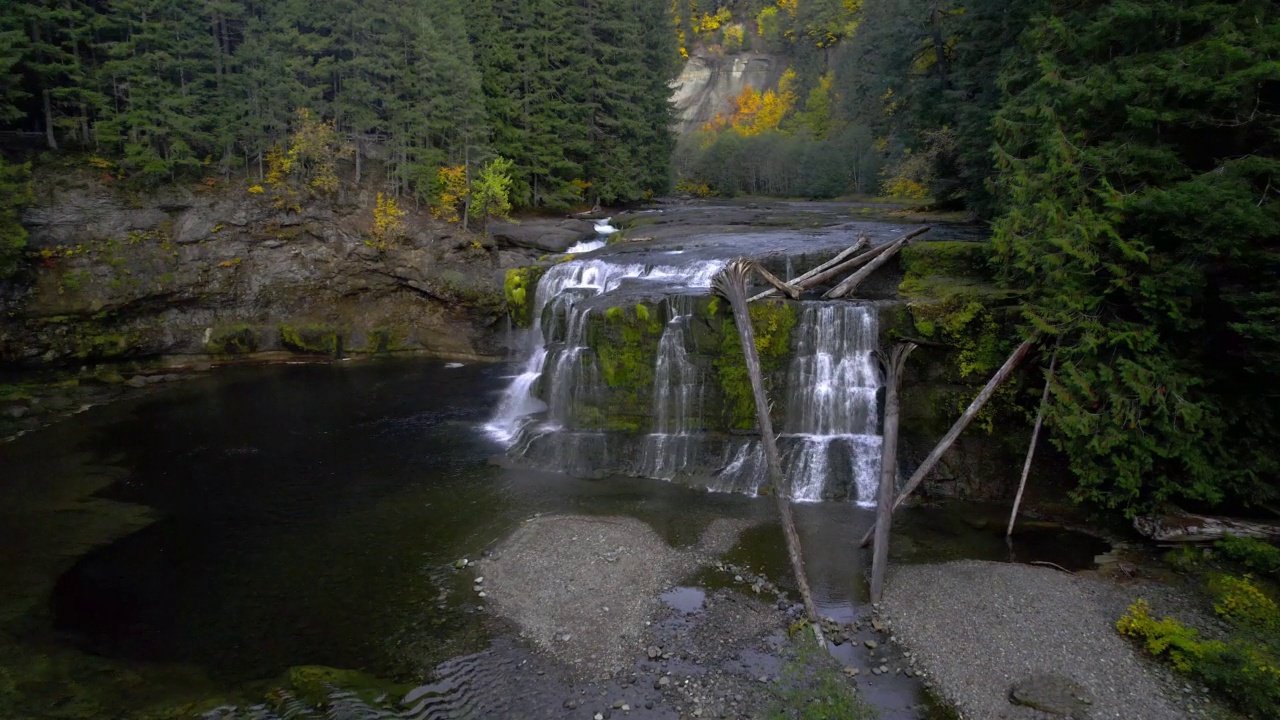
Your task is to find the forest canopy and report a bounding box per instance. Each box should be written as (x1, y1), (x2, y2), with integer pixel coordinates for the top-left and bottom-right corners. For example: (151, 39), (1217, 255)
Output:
(0, 0), (677, 209)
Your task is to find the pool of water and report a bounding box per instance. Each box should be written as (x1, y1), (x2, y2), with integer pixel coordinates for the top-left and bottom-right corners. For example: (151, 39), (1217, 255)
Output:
(0, 359), (1106, 719)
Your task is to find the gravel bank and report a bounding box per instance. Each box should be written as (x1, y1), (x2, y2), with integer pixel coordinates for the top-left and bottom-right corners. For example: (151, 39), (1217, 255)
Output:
(882, 561), (1187, 720)
(479, 514), (746, 678)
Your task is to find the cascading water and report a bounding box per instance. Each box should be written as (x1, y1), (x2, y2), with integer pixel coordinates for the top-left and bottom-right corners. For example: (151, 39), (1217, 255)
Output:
(636, 295), (701, 479)
(485, 258), (725, 470)
(487, 254), (884, 505)
(709, 304), (883, 505)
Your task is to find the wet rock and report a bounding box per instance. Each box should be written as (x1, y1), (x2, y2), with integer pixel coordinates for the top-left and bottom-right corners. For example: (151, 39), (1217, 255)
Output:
(3, 405), (28, 419)
(1008, 673), (1093, 717)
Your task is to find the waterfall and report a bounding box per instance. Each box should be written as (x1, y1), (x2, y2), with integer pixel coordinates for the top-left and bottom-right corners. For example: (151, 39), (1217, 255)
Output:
(708, 304), (883, 505)
(782, 304), (882, 505)
(484, 258), (725, 454)
(636, 296), (701, 479)
(486, 256), (884, 506)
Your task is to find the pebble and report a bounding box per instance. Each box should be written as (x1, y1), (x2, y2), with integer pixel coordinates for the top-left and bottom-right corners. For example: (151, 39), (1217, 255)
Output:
(864, 639), (878, 649)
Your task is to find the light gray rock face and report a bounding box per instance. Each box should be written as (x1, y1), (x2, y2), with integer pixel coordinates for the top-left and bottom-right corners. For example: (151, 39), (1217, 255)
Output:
(671, 50), (787, 136)
(489, 219), (596, 253)
(2, 179), (525, 366)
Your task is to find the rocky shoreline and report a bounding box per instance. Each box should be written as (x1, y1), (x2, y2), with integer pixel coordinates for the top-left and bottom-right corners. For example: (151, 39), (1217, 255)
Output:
(882, 560), (1239, 720)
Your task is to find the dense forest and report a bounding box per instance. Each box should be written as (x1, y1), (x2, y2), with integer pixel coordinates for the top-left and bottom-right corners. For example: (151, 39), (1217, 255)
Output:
(0, 0), (675, 209)
(1, 0), (1278, 513)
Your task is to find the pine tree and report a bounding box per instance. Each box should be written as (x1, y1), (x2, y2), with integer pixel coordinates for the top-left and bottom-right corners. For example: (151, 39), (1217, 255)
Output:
(991, 0), (1280, 511)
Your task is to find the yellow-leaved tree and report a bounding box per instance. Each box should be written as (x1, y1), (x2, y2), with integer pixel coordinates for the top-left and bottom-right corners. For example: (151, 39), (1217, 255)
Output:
(430, 165), (469, 225)
(265, 108), (353, 211)
(368, 193), (407, 251)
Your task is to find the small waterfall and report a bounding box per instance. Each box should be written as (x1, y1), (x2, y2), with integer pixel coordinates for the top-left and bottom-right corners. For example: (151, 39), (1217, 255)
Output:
(782, 304), (882, 505)
(485, 258), (725, 457)
(637, 296), (701, 479)
(708, 304), (883, 504)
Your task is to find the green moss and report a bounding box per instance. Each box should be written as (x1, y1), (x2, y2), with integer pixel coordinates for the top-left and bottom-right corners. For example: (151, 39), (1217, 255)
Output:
(899, 240), (994, 279)
(712, 300), (797, 430)
(504, 266), (547, 328)
(278, 324), (341, 356)
(206, 324), (257, 355)
(74, 332), (133, 360)
(591, 303), (665, 429)
(363, 327), (403, 354)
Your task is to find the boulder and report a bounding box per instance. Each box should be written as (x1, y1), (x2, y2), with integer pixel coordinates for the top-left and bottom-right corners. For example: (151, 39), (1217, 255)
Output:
(490, 220), (595, 253)
(1008, 673), (1092, 718)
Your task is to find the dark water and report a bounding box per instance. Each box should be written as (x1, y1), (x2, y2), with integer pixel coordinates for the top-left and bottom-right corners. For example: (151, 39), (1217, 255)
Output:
(0, 359), (1106, 719)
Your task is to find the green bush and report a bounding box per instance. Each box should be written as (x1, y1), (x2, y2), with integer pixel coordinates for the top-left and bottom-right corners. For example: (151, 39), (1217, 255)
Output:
(1215, 536), (1280, 578)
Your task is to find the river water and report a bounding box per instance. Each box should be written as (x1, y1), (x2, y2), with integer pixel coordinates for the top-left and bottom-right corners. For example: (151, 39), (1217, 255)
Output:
(0, 358), (1106, 719)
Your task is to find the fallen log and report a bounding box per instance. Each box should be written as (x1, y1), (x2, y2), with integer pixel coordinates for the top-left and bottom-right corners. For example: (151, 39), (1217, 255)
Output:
(749, 262), (801, 300)
(870, 342), (916, 604)
(1133, 508), (1280, 544)
(1007, 349), (1058, 537)
(822, 228), (924, 299)
(748, 235), (870, 302)
(861, 338), (1036, 548)
(714, 259), (824, 644)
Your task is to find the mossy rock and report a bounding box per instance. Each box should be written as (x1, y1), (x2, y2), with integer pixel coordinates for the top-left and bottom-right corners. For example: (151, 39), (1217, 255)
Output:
(284, 665), (409, 707)
(74, 332), (135, 360)
(362, 327), (402, 354)
(709, 299), (797, 431)
(899, 241), (994, 281)
(505, 266), (548, 328)
(278, 324), (342, 356)
(207, 324), (258, 355)
(590, 302), (666, 429)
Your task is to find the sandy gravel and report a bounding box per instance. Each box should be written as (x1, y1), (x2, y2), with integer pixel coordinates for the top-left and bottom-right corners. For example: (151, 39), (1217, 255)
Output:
(479, 514), (745, 678)
(882, 561), (1188, 720)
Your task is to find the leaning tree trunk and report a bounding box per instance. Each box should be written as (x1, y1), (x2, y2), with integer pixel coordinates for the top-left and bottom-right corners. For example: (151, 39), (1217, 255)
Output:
(870, 342), (916, 604)
(1007, 349), (1057, 537)
(860, 338), (1036, 547)
(714, 260), (823, 639)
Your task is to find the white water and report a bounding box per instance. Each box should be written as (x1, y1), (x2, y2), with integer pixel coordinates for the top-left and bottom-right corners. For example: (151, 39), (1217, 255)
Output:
(565, 239), (606, 253)
(483, 258), (726, 445)
(637, 296), (701, 479)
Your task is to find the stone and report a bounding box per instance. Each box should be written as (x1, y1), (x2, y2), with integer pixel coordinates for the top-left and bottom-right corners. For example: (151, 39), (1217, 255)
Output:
(658, 676), (671, 688)
(455, 558), (468, 569)
(864, 640), (878, 649)
(647, 645), (661, 660)
(125, 376), (149, 388)
(490, 219), (595, 253)
(1008, 673), (1093, 718)
(3, 405), (28, 419)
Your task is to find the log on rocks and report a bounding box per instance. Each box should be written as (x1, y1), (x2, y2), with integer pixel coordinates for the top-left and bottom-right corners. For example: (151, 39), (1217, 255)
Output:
(1133, 508), (1280, 544)
(749, 262), (801, 300)
(714, 259), (824, 644)
(860, 338), (1036, 548)
(748, 235), (870, 302)
(822, 226), (929, 299)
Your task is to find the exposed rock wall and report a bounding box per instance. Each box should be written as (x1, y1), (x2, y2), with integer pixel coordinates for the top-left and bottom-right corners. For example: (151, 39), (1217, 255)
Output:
(0, 174), (531, 367)
(671, 49), (787, 136)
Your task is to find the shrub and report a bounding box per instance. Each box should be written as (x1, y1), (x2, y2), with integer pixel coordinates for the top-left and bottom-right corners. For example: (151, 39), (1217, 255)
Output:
(1116, 599), (1210, 672)
(1210, 574), (1280, 633)
(1216, 536), (1280, 578)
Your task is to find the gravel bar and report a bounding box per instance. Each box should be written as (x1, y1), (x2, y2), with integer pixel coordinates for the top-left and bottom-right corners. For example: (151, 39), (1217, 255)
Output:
(883, 560), (1186, 720)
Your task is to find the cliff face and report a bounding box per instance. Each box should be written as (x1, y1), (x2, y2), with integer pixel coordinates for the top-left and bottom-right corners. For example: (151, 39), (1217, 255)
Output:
(0, 174), (546, 367)
(671, 49), (788, 136)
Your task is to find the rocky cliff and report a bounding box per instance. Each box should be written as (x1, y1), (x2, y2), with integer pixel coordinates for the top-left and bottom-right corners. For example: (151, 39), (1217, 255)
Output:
(671, 49), (788, 136)
(0, 171), (581, 367)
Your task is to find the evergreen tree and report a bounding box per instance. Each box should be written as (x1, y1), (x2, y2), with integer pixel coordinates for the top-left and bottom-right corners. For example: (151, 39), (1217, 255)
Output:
(992, 0), (1280, 510)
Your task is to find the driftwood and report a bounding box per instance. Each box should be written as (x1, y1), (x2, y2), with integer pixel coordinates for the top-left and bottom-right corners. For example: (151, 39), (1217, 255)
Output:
(1007, 349), (1058, 537)
(870, 342), (916, 604)
(1133, 508), (1280, 544)
(822, 227), (927, 299)
(713, 259), (824, 644)
(749, 262), (801, 300)
(748, 235), (870, 302)
(861, 338), (1036, 548)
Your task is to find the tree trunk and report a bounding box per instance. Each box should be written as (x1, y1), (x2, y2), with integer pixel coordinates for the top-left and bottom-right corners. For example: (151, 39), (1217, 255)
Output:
(860, 339), (1036, 547)
(749, 235), (869, 302)
(749, 262), (801, 300)
(823, 231), (918, 299)
(714, 260), (823, 640)
(1007, 350), (1057, 537)
(1133, 508), (1280, 543)
(870, 342), (916, 604)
